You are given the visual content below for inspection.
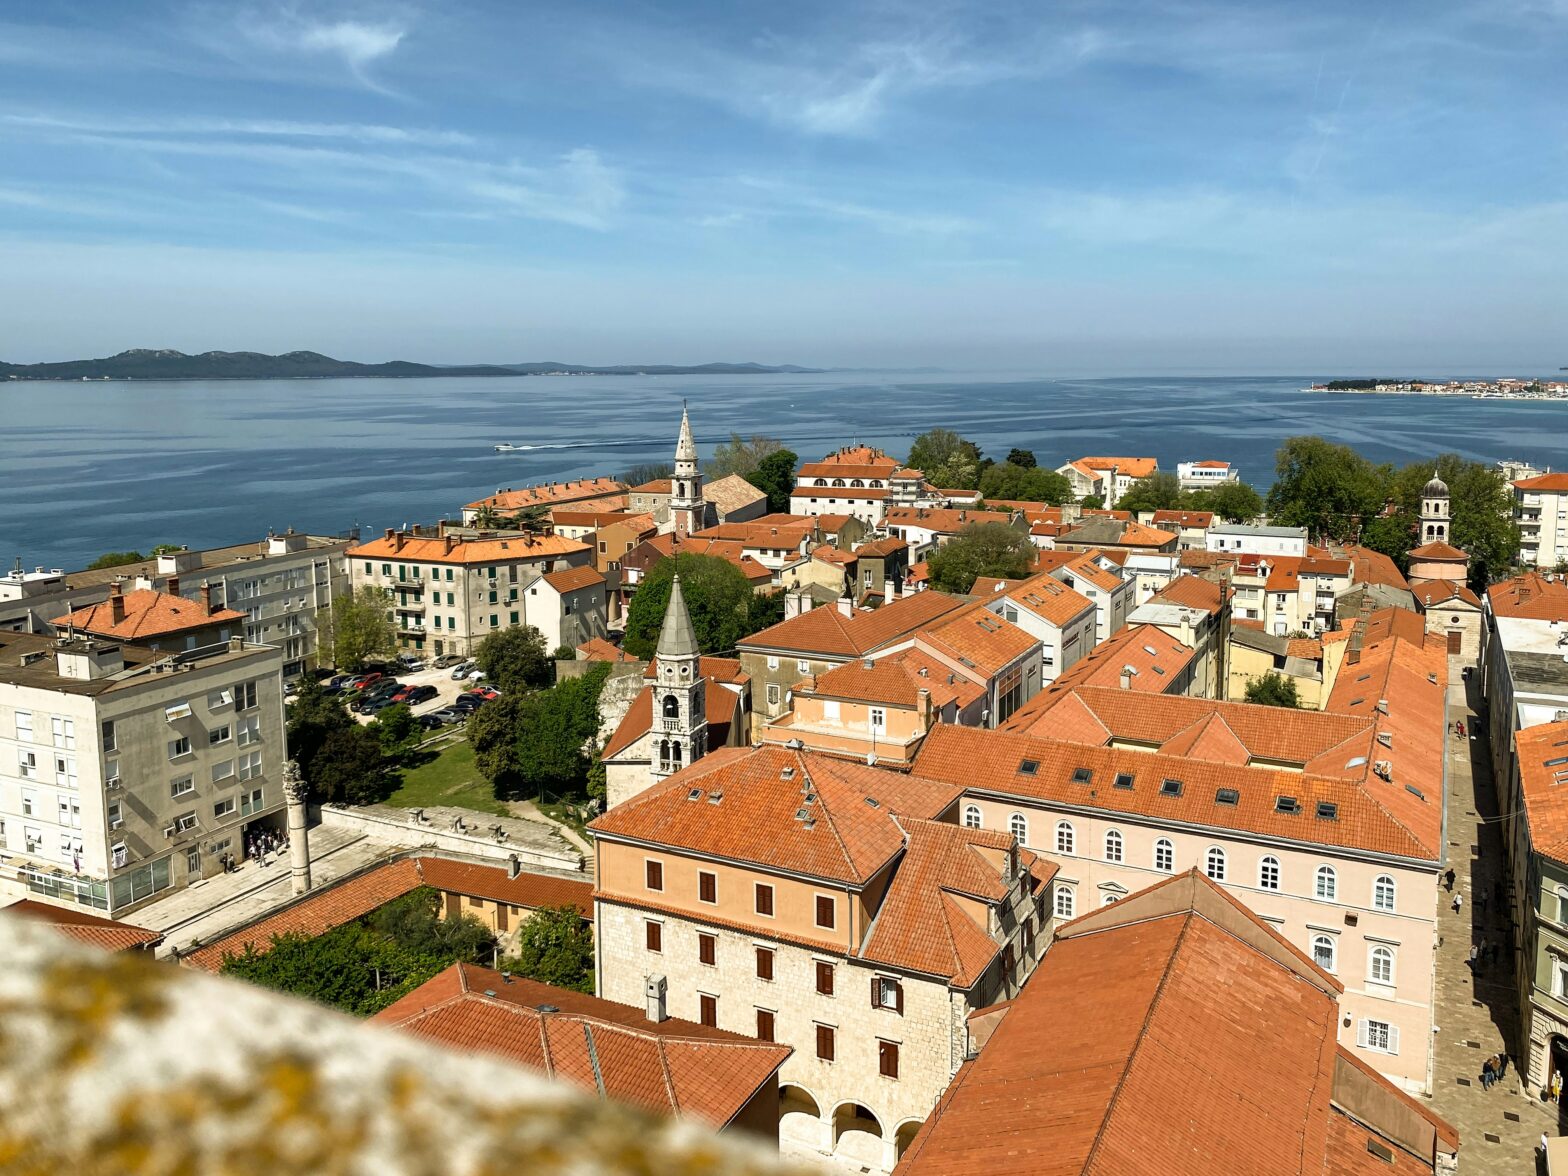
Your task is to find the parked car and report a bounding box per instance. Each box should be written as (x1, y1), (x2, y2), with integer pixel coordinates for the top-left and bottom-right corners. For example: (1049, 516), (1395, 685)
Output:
(351, 683), (404, 712)
(415, 713), (445, 730)
(326, 674), (353, 688)
(450, 661), (476, 681)
(465, 669), (487, 681)
(469, 685), (502, 701)
(345, 672), (383, 692)
(450, 696), (484, 714)
(403, 684), (439, 705)
(428, 707), (466, 724)
(360, 696), (402, 715)
(432, 654), (465, 669)
(397, 655), (426, 672)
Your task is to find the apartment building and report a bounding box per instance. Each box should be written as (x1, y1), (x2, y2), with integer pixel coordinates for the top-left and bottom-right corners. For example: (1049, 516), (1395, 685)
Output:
(1481, 573), (1568, 814)
(0, 631), (286, 916)
(589, 745), (1054, 1173)
(347, 529), (593, 657)
(907, 604), (1041, 727)
(1127, 573), (1231, 698)
(1054, 456), (1158, 502)
(54, 583), (245, 652)
(1046, 551), (1135, 643)
(1205, 523), (1309, 557)
(1513, 472), (1568, 568)
(882, 507), (1021, 563)
(1228, 553), (1352, 636)
(1149, 507), (1215, 549)
(972, 572), (1097, 686)
(1, 532), (353, 678)
(1175, 459), (1241, 490)
(789, 445), (904, 529)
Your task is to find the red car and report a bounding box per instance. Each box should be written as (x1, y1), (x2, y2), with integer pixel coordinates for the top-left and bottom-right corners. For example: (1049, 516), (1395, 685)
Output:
(346, 673), (383, 692)
(470, 685), (502, 700)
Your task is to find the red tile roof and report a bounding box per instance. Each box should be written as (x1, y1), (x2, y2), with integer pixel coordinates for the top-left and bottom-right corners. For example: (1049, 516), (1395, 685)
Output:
(855, 536), (909, 558)
(1008, 625), (1193, 714)
(986, 572), (1096, 628)
(1076, 456), (1158, 477)
(542, 564), (605, 594)
(915, 602), (1039, 677)
(1514, 473), (1568, 492)
(1336, 545), (1411, 592)
(1487, 572), (1568, 620)
(1407, 540), (1467, 561)
(374, 963), (790, 1128)
(1411, 580), (1480, 608)
(1147, 573), (1226, 616)
(800, 445), (899, 472)
(602, 678), (744, 761)
(53, 588), (246, 640)
(576, 637), (638, 663)
(739, 590), (965, 658)
(348, 532), (590, 564)
(1151, 509), (1215, 528)
(797, 649), (976, 711)
(885, 507), (1016, 533)
(1508, 720), (1568, 866)
(464, 478), (627, 512)
(2, 899), (161, 952)
(624, 534), (774, 584)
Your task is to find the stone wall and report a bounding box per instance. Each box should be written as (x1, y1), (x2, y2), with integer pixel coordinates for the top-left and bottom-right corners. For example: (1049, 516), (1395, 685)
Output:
(318, 804), (582, 873)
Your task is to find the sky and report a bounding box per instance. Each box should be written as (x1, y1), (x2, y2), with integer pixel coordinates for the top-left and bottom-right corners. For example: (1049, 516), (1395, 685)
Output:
(1, 0), (1565, 372)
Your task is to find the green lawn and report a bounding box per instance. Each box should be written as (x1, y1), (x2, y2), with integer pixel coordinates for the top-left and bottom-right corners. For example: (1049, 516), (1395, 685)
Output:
(384, 741), (511, 817)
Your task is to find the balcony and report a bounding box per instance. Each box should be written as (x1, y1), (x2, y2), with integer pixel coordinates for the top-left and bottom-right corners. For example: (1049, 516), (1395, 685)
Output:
(395, 600), (426, 613)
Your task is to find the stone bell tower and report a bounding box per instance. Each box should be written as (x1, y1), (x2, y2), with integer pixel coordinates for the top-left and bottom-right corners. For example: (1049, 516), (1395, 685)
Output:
(1420, 471), (1450, 545)
(671, 405), (704, 539)
(650, 574), (708, 779)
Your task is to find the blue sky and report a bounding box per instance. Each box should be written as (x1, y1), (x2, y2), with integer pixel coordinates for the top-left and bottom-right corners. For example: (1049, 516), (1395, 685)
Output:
(2, 1), (1565, 371)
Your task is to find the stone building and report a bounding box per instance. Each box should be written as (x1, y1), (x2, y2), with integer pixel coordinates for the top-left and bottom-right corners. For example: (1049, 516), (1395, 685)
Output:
(1406, 473), (1470, 590)
(1513, 471), (1568, 568)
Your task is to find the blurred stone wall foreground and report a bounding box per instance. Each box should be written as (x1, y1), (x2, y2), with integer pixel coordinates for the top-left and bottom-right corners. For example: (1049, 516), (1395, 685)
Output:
(0, 914), (802, 1176)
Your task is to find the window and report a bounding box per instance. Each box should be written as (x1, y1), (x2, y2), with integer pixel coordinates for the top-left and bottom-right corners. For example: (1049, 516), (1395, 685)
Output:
(1055, 821), (1075, 854)
(1369, 946), (1394, 985)
(168, 736), (192, 760)
(17, 750), (37, 779)
(170, 776), (195, 799)
(15, 711), (33, 741)
(873, 976), (903, 1012)
(1154, 839), (1174, 872)
(207, 687), (234, 709)
(235, 681), (258, 711)
(699, 994), (717, 1028)
(1373, 874), (1396, 912)
(797, 659), (810, 674)
(208, 725), (232, 746)
(870, 707), (886, 733)
(698, 933), (716, 966)
(1204, 847), (1226, 881)
(174, 811), (198, 833)
(767, 684), (780, 707)
(1055, 885), (1075, 919)
(878, 1040), (900, 1079)
(816, 961), (835, 995)
(211, 760), (235, 784)
(1104, 830), (1123, 863)
(645, 860), (664, 891)
(962, 804), (982, 829)
(698, 871), (717, 904)
(107, 800), (122, 828)
(755, 882), (774, 916)
(815, 1024), (835, 1061)
(815, 895), (836, 929)
(766, 656), (780, 670)
(237, 715), (262, 747)
(756, 947), (774, 980)
(1315, 865), (1337, 900)
(1259, 856), (1281, 891)
(51, 717), (75, 749)
(240, 787), (264, 816)
(756, 1009), (776, 1042)
(1009, 813), (1028, 842)
(1359, 1018), (1398, 1054)
(1312, 934), (1336, 972)
(101, 720), (117, 753)
(645, 921), (662, 952)
(213, 798), (237, 819)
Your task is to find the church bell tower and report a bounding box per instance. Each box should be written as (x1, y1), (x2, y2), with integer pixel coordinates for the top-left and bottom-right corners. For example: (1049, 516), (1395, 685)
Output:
(671, 405), (704, 538)
(651, 574), (708, 779)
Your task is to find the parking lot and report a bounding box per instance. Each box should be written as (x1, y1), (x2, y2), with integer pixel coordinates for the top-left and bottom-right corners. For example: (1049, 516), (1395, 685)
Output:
(328, 659), (495, 728)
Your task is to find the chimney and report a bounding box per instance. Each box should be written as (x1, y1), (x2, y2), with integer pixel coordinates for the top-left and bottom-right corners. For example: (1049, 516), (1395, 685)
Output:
(392, 532), (405, 552)
(884, 576), (896, 602)
(200, 581), (214, 615)
(837, 594), (854, 617)
(507, 853), (521, 880)
(1119, 669), (1133, 690)
(165, 575), (179, 598)
(645, 974), (668, 1023)
(109, 581), (126, 625)
(384, 527), (395, 541)
(918, 687), (932, 727)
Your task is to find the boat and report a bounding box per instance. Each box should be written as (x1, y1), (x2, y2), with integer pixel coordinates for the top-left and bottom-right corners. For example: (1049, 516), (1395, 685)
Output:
(494, 443), (521, 452)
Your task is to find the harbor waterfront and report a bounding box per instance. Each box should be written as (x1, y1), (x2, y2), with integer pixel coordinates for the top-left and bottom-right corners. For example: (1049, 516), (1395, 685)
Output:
(6, 370), (1568, 571)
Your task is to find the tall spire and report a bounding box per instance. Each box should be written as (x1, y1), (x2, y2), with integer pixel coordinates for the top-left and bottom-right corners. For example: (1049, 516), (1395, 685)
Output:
(656, 574), (700, 660)
(676, 403), (697, 464)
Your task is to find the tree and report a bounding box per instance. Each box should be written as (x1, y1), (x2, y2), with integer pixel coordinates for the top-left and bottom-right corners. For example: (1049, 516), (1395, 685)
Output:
(325, 585), (396, 671)
(286, 679), (355, 791)
(907, 429), (985, 490)
(746, 447), (799, 513)
(706, 433), (783, 479)
(1244, 673), (1301, 709)
(1266, 437), (1391, 542)
(150, 543), (182, 556)
(1005, 448), (1037, 469)
(504, 905), (594, 993)
(371, 703), (420, 758)
(1115, 472), (1183, 513)
(86, 551), (145, 570)
(473, 625), (552, 693)
(622, 554), (755, 660)
(621, 461), (674, 486)
(468, 694), (530, 797)
(552, 643), (578, 660)
(310, 725), (392, 806)
(507, 504), (551, 533)
(978, 463), (1072, 504)
(1376, 454), (1519, 588)
(470, 666), (610, 800)
(1195, 480), (1263, 523)
(926, 523), (1035, 594)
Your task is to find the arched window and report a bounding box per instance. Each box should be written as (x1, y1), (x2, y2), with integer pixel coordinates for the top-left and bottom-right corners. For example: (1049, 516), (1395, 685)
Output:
(1258, 856), (1280, 891)
(1205, 847), (1226, 881)
(1054, 885), (1075, 919)
(1009, 813), (1028, 843)
(1369, 946), (1394, 984)
(1315, 865), (1337, 901)
(1104, 830), (1123, 863)
(1311, 934), (1336, 973)
(662, 695), (679, 718)
(1102, 893), (1119, 907)
(1373, 874), (1396, 912)
(1153, 839), (1174, 872)
(1055, 821), (1075, 855)
(963, 805), (982, 830)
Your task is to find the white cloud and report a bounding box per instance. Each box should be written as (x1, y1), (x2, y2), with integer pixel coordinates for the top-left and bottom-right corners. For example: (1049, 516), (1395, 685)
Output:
(3, 113), (472, 147)
(231, 9), (409, 91)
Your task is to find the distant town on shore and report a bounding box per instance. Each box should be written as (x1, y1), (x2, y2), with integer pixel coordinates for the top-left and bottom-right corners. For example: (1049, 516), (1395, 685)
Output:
(1311, 376), (1568, 399)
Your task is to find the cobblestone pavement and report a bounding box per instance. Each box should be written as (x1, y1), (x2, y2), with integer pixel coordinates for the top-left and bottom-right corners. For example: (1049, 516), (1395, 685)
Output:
(1427, 663), (1554, 1173)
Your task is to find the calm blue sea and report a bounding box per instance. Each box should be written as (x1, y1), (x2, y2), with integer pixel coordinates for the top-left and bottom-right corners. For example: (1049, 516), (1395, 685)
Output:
(2, 371), (1564, 571)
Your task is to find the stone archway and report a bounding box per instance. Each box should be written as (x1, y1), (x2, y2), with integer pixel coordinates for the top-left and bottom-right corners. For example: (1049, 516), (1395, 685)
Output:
(894, 1118), (925, 1161)
(779, 1084), (825, 1156)
(832, 1102), (885, 1170)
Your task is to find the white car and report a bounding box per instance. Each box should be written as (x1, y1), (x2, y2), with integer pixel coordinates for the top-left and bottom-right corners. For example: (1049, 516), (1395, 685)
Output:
(466, 669), (487, 681)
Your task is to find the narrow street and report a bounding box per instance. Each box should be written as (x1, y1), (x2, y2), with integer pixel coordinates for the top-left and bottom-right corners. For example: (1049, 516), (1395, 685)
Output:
(1428, 661), (1554, 1172)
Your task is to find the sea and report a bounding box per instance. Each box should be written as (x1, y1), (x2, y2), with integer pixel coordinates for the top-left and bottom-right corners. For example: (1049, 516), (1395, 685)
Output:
(3, 371), (1565, 573)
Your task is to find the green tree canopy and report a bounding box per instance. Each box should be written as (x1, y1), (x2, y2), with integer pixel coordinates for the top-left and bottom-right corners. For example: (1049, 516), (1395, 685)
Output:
(473, 624), (552, 693)
(746, 447), (799, 513)
(1363, 454), (1519, 587)
(621, 461), (674, 486)
(1265, 437), (1391, 542)
(325, 585), (396, 671)
(470, 665), (610, 801)
(706, 433), (784, 479)
(979, 462), (1072, 504)
(1115, 472), (1183, 513)
(310, 725), (393, 806)
(1190, 480), (1264, 523)
(907, 428), (985, 490)
(503, 905), (594, 993)
(926, 523), (1035, 594)
(86, 551), (146, 570)
(286, 679), (356, 795)
(1244, 673), (1301, 709)
(1005, 448), (1037, 469)
(370, 703), (420, 758)
(623, 553), (757, 659)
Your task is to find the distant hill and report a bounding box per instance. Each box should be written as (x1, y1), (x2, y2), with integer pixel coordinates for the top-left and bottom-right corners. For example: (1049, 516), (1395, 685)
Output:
(0, 349), (821, 381)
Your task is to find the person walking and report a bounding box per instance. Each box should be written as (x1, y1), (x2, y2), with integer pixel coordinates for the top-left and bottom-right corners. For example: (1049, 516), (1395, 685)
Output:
(1454, 891), (1464, 914)
(1480, 889), (1490, 918)
(1469, 943), (1480, 970)
(1444, 867), (1456, 891)
(1481, 1057), (1496, 1089)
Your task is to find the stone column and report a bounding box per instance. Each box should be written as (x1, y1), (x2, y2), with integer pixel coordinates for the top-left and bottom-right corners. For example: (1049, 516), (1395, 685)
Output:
(282, 759), (312, 896)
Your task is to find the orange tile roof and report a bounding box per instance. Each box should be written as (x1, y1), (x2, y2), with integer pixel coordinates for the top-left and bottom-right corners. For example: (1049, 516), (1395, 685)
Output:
(691, 521), (813, 547)
(591, 745), (962, 885)
(1487, 572), (1568, 620)
(992, 572), (1096, 628)
(739, 590), (965, 658)
(812, 546), (857, 567)
(1192, 459), (1232, 468)
(542, 564), (606, 594)
(802, 445), (899, 471)
(1407, 540), (1467, 561)
(1411, 580), (1480, 608)
(643, 654), (748, 686)
(855, 536), (908, 558)
(52, 588), (246, 640)
(916, 603), (1039, 677)
(1335, 544), (1411, 592)
(464, 477), (626, 512)
(1509, 722), (1568, 864)
(2, 899), (161, 952)
(1077, 456), (1158, 478)
(576, 636), (638, 663)
(812, 513), (857, 532)
(182, 858), (591, 971)
(798, 649), (975, 711)
(602, 678), (744, 760)
(550, 509), (650, 528)
(1147, 574), (1226, 616)
(625, 534), (774, 585)
(1151, 509), (1215, 528)
(1287, 636), (1324, 659)
(898, 870), (1455, 1176)
(348, 532), (589, 565)
(630, 478), (672, 494)
(701, 473), (767, 514)
(374, 962), (790, 1128)
(1514, 472), (1568, 492)
(885, 506), (1016, 533)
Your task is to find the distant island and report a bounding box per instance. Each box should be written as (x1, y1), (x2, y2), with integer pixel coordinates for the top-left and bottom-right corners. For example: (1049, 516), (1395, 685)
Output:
(0, 349), (822, 382)
(1308, 376), (1568, 400)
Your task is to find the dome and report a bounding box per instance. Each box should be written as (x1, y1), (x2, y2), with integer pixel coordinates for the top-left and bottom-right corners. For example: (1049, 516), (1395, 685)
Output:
(1423, 470), (1449, 498)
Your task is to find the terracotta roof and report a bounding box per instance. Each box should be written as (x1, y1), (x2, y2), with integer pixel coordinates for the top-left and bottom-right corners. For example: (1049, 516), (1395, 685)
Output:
(855, 536), (909, 558)
(1015, 625), (1194, 713)
(1355, 606), (1429, 647)
(1411, 580), (1480, 608)
(1150, 509), (1214, 528)
(630, 479), (671, 495)
(464, 478), (626, 512)
(701, 473), (767, 515)
(801, 445), (899, 471)
(602, 678), (743, 761)
(860, 818), (1054, 986)
(811, 513), (856, 533)
(1, 899), (161, 952)
(1487, 572), (1568, 621)
(1055, 552), (1123, 593)
(916, 603), (1039, 678)
(739, 590), (965, 658)
(591, 746), (961, 886)
(798, 649), (974, 711)
(550, 509), (650, 529)
(813, 546), (857, 567)
(790, 485), (889, 501)
(1514, 473), (1568, 492)
(1407, 540), (1467, 561)
(182, 858), (590, 971)
(642, 655), (748, 686)
(1148, 574), (1226, 616)
(1075, 456), (1158, 477)
(989, 572), (1096, 628)
(1287, 636), (1324, 660)
(885, 507), (1016, 533)
(624, 534), (774, 585)
(576, 637), (638, 663)
(540, 565), (605, 594)
(898, 870), (1452, 1176)
(1192, 459), (1231, 468)
(52, 588), (246, 640)
(1335, 545), (1411, 592)
(1509, 720), (1568, 864)
(691, 521), (812, 548)
(348, 533), (589, 565)
(374, 963), (790, 1128)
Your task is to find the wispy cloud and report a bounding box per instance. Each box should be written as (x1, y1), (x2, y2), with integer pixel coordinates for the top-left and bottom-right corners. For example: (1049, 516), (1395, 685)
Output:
(4, 113), (472, 147)
(228, 7), (410, 92)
